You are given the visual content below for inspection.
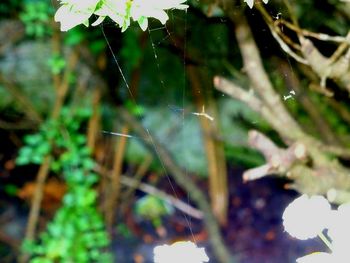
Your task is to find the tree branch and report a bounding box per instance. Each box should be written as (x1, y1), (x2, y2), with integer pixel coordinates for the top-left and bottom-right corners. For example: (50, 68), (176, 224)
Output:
(214, 5), (350, 202)
(117, 107), (235, 263)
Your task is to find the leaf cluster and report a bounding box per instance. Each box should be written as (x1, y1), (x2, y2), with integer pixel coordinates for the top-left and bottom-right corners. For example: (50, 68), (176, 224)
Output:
(20, 1), (54, 38)
(17, 106), (112, 262)
(134, 195), (174, 227)
(54, 0), (188, 32)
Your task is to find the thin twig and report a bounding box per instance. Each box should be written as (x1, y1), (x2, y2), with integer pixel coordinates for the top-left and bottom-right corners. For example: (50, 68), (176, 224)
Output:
(213, 76), (285, 135)
(255, 4), (308, 64)
(106, 125), (129, 231)
(51, 50), (79, 119)
(268, 24), (309, 64)
(20, 32), (78, 263)
(122, 176), (204, 219)
(257, 4), (301, 51)
(0, 74), (42, 123)
(117, 107), (234, 263)
(0, 119), (37, 130)
(278, 19), (349, 43)
(329, 39), (350, 65)
(120, 155), (153, 215)
(19, 156), (51, 263)
(277, 60), (339, 145)
(327, 98), (350, 126)
(87, 89), (101, 150)
(95, 164), (203, 219)
(188, 65), (228, 225)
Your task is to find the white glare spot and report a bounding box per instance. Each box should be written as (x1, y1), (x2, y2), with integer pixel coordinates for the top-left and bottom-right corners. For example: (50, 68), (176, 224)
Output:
(153, 241), (209, 263)
(283, 90), (296, 101)
(282, 194), (331, 240)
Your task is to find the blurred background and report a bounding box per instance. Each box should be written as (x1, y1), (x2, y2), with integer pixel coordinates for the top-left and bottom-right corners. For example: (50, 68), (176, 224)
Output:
(0, 0), (349, 262)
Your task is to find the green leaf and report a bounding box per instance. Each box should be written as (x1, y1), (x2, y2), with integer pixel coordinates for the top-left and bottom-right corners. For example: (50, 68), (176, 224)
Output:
(82, 159), (95, 170)
(64, 27), (85, 46)
(89, 39), (106, 54)
(135, 195), (173, 220)
(137, 16), (148, 31)
(48, 55), (66, 75)
(36, 143), (51, 156)
(32, 154), (44, 164)
(63, 193), (75, 206)
(50, 161), (61, 172)
(125, 100), (145, 116)
(16, 155), (30, 165)
(24, 134), (42, 146)
(19, 146), (33, 158)
(116, 223), (132, 238)
(4, 184), (18, 196)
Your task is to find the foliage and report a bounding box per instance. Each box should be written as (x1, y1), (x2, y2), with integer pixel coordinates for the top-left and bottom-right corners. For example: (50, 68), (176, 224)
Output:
(115, 9), (266, 174)
(54, 0), (188, 32)
(294, 1), (348, 36)
(115, 223), (133, 238)
(4, 184), (19, 196)
(134, 194), (174, 227)
(47, 54), (66, 75)
(20, 1), (53, 38)
(1, 0), (350, 262)
(17, 107), (112, 262)
(120, 28), (143, 70)
(244, 0), (269, 9)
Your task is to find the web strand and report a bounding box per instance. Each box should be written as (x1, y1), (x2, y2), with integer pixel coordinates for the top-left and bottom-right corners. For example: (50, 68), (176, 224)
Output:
(148, 20), (197, 242)
(180, 7), (196, 243)
(101, 18), (197, 242)
(101, 26), (137, 103)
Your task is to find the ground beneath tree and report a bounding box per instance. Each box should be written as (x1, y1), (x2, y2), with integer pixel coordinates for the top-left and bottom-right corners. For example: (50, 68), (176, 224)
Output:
(112, 168), (325, 263)
(0, 152), (325, 263)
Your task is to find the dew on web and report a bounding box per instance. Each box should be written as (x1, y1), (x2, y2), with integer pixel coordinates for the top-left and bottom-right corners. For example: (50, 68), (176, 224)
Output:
(147, 26), (168, 88)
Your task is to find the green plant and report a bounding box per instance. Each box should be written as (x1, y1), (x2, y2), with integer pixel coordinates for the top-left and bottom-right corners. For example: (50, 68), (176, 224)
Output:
(244, 0), (269, 9)
(20, 1), (53, 38)
(18, 106), (112, 262)
(134, 195), (174, 228)
(54, 0), (188, 32)
(3, 184), (19, 196)
(120, 28), (143, 70)
(47, 54), (66, 75)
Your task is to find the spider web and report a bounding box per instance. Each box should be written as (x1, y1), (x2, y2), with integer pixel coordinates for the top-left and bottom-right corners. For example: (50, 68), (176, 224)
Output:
(99, 3), (297, 261)
(100, 8), (200, 244)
